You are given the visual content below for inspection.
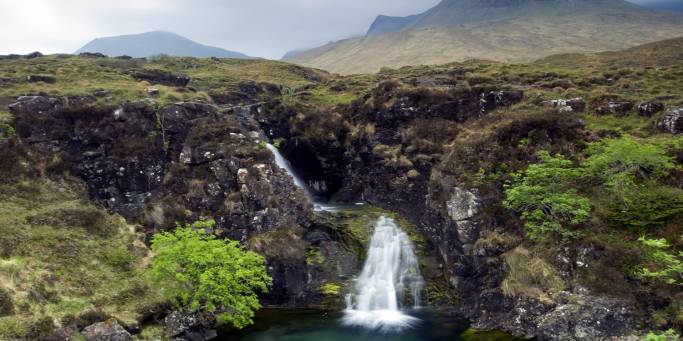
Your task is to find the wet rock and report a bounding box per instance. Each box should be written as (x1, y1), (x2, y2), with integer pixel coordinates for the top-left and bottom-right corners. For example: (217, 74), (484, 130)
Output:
(82, 320), (132, 341)
(535, 294), (635, 340)
(26, 74), (56, 83)
(446, 187), (481, 245)
(637, 101), (664, 117)
(657, 107), (683, 134)
(129, 69), (190, 86)
(597, 102), (634, 116)
(165, 310), (217, 341)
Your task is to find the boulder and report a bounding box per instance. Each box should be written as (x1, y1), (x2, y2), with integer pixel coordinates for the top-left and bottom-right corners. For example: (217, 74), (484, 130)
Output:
(81, 320), (132, 341)
(542, 98), (586, 112)
(128, 69), (190, 87)
(26, 74), (56, 84)
(596, 102), (634, 116)
(637, 101), (664, 117)
(165, 310), (217, 341)
(657, 107), (683, 134)
(79, 52), (107, 58)
(479, 90), (524, 114)
(25, 51), (43, 59)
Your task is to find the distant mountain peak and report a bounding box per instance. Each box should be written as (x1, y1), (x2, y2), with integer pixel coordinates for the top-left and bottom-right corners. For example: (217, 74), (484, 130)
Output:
(76, 31), (250, 59)
(287, 0), (683, 74)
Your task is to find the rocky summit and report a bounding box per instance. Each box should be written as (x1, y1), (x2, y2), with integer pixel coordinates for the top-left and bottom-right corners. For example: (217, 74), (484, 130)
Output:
(0, 34), (682, 341)
(285, 0), (683, 74)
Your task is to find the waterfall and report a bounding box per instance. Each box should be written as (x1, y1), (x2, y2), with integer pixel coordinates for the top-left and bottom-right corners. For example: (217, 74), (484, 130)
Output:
(266, 143), (311, 195)
(266, 143), (341, 212)
(342, 216), (424, 332)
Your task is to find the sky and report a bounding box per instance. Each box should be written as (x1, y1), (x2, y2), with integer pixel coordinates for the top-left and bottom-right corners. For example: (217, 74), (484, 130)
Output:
(0, 0), (674, 59)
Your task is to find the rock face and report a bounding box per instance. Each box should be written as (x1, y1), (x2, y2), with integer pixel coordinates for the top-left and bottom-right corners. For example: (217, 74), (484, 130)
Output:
(255, 77), (642, 339)
(8, 96), (356, 309)
(658, 107), (683, 134)
(81, 321), (132, 341)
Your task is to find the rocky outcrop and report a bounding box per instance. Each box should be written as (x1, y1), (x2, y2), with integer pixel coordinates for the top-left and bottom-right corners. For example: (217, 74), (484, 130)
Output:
(542, 98), (586, 113)
(638, 101), (664, 117)
(81, 320), (132, 341)
(8, 95), (359, 311)
(128, 69), (190, 86)
(165, 311), (217, 341)
(657, 107), (683, 134)
(597, 101), (634, 116)
(26, 74), (56, 83)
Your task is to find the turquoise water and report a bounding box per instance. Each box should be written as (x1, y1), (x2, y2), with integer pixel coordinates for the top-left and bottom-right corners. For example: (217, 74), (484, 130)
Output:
(219, 309), (523, 341)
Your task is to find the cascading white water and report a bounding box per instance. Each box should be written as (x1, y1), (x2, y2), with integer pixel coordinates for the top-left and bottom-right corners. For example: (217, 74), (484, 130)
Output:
(342, 216), (424, 332)
(266, 143), (311, 195)
(266, 143), (348, 212)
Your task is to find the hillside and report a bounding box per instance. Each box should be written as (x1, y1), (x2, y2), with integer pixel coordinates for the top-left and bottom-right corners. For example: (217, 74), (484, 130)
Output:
(285, 0), (683, 74)
(76, 31), (251, 59)
(0, 38), (682, 340)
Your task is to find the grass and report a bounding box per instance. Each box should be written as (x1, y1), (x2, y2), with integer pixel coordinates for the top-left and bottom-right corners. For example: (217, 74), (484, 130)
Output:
(0, 178), (163, 339)
(501, 247), (565, 303)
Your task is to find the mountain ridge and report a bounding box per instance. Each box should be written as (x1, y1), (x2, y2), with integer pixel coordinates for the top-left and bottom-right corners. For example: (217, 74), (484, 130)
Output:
(76, 31), (250, 59)
(285, 0), (683, 74)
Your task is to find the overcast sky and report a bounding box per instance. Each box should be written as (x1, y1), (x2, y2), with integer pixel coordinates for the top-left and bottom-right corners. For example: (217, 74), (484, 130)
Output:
(0, 0), (670, 59)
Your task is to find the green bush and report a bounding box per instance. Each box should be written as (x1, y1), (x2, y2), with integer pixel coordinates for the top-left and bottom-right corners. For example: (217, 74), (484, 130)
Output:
(146, 219), (271, 329)
(583, 136), (682, 229)
(642, 328), (680, 341)
(637, 237), (682, 286)
(503, 151), (590, 241)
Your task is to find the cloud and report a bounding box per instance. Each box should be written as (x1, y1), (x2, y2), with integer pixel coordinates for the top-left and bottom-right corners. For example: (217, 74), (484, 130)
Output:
(0, 0), (439, 58)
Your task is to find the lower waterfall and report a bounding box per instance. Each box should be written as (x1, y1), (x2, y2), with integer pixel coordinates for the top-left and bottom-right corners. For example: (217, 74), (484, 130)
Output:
(342, 215), (424, 332)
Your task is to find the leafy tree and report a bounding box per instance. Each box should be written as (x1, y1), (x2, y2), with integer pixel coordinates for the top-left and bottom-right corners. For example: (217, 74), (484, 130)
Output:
(504, 151), (590, 241)
(146, 220), (271, 329)
(637, 236), (682, 286)
(583, 136), (683, 229)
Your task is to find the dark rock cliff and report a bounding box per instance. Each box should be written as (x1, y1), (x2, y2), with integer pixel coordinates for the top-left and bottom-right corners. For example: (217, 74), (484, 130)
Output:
(8, 95), (359, 311)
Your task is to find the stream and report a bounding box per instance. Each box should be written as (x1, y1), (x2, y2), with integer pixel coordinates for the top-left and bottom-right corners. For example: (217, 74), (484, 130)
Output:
(231, 144), (524, 340)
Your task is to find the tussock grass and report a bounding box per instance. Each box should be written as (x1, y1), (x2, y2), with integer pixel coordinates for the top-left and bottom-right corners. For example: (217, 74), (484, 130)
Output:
(0, 179), (163, 339)
(501, 247), (565, 303)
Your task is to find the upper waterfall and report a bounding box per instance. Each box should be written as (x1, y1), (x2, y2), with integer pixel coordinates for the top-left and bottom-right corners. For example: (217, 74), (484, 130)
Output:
(266, 143), (311, 196)
(342, 215), (424, 332)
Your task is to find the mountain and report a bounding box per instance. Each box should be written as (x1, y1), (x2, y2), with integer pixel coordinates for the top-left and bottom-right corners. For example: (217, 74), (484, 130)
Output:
(76, 31), (250, 59)
(284, 0), (683, 74)
(638, 0), (683, 12)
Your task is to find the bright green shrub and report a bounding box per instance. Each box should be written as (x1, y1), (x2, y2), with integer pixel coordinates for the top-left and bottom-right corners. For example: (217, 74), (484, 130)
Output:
(583, 136), (683, 229)
(503, 151), (590, 241)
(146, 219), (271, 329)
(642, 328), (681, 341)
(637, 236), (682, 286)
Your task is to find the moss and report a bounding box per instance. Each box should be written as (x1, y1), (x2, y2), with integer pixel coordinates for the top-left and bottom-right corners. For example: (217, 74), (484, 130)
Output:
(461, 328), (529, 340)
(320, 283), (341, 297)
(137, 324), (169, 341)
(305, 247), (325, 265)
